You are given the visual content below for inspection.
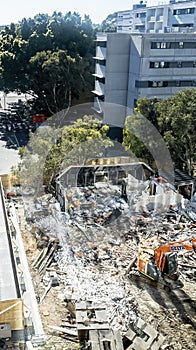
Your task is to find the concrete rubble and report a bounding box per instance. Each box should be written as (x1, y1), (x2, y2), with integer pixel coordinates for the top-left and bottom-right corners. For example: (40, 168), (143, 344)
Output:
(22, 173), (196, 349)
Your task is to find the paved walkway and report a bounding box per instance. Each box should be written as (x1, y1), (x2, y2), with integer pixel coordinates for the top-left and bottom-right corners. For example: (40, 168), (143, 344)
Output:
(0, 181), (19, 300)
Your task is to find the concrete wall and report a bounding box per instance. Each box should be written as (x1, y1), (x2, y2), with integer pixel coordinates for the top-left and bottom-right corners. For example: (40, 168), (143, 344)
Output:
(138, 33), (196, 100)
(127, 35), (143, 109)
(104, 34), (131, 127)
(93, 31), (196, 127)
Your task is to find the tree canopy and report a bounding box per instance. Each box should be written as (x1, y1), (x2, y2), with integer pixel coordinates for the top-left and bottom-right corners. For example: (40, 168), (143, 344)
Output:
(99, 13), (117, 32)
(123, 89), (196, 175)
(0, 12), (95, 115)
(156, 89), (196, 175)
(20, 116), (113, 197)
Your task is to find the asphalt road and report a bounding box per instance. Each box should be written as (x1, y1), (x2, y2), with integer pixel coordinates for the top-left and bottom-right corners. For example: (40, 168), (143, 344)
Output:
(0, 121), (30, 174)
(0, 187), (19, 300)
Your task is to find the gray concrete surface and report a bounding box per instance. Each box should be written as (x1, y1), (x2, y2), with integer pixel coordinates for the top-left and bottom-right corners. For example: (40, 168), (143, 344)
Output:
(0, 140), (20, 174)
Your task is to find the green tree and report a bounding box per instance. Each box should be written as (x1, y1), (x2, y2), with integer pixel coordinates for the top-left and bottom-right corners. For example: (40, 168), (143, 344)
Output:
(0, 12), (95, 115)
(156, 89), (196, 175)
(99, 13), (117, 32)
(20, 116), (113, 197)
(123, 90), (196, 175)
(123, 98), (159, 165)
(28, 49), (88, 114)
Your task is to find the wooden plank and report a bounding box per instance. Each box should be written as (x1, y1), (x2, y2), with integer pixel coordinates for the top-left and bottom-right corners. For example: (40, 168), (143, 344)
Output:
(77, 323), (110, 330)
(0, 299), (24, 330)
(47, 325), (77, 337)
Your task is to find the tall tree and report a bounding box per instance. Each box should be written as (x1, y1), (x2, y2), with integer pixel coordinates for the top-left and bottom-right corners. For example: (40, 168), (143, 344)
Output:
(0, 12), (95, 115)
(156, 88), (196, 175)
(123, 90), (196, 175)
(20, 116), (113, 196)
(123, 97), (159, 165)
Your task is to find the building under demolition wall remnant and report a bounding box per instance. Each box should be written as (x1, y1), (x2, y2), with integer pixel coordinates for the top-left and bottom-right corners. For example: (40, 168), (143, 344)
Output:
(55, 160), (154, 211)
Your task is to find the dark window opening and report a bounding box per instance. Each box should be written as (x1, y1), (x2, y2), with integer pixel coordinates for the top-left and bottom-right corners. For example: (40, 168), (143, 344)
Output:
(148, 81), (168, 87)
(173, 8), (195, 15)
(151, 41), (171, 49)
(96, 77), (105, 84)
(95, 59), (106, 66)
(178, 41), (184, 48)
(96, 41), (107, 48)
(150, 61), (170, 68)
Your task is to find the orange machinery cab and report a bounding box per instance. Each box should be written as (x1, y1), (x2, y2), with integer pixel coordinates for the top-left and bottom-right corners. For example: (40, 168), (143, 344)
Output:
(138, 238), (196, 281)
(138, 247), (160, 281)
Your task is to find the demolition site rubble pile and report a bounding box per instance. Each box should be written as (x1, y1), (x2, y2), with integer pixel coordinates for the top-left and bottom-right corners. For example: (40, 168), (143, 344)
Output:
(23, 181), (196, 349)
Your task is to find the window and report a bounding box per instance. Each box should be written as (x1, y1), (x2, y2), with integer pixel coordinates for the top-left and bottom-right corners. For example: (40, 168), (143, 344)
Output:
(96, 77), (105, 84)
(177, 62), (182, 68)
(146, 80), (194, 88)
(151, 41), (171, 49)
(96, 59), (106, 66)
(187, 8), (195, 14)
(149, 61), (169, 68)
(161, 42), (167, 49)
(99, 42), (107, 48)
(149, 81), (168, 87)
(193, 62), (196, 67)
(173, 8), (195, 15)
(178, 42), (184, 48)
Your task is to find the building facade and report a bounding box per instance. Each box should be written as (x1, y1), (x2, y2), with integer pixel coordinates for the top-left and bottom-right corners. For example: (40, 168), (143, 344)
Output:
(92, 32), (196, 127)
(117, 0), (196, 34)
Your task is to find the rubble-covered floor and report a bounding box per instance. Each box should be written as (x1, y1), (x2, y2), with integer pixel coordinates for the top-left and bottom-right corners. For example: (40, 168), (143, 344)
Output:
(18, 182), (196, 349)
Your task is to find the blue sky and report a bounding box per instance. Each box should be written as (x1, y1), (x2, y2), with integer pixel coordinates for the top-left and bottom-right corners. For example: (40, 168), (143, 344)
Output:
(1, 0), (158, 25)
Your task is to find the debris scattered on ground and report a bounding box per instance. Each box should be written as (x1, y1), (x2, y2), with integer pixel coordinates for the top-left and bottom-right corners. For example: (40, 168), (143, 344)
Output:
(18, 173), (196, 349)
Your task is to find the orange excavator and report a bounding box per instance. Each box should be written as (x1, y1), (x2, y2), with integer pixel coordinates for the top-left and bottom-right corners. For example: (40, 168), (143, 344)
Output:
(136, 238), (196, 289)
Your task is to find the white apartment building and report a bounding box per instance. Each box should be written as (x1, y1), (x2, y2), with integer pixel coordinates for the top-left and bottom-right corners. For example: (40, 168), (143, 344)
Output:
(117, 0), (196, 34)
(92, 32), (196, 128)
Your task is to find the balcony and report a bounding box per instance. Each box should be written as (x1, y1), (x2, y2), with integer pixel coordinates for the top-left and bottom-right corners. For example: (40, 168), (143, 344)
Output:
(92, 81), (105, 97)
(93, 64), (105, 78)
(93, 47), (106, 61)
(157, 15), (163, 22)
(96, 33), (107, 42)
(148, 16), (156, 22)
(92, 97), (104, 116)
(134, 17), (146, 24)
